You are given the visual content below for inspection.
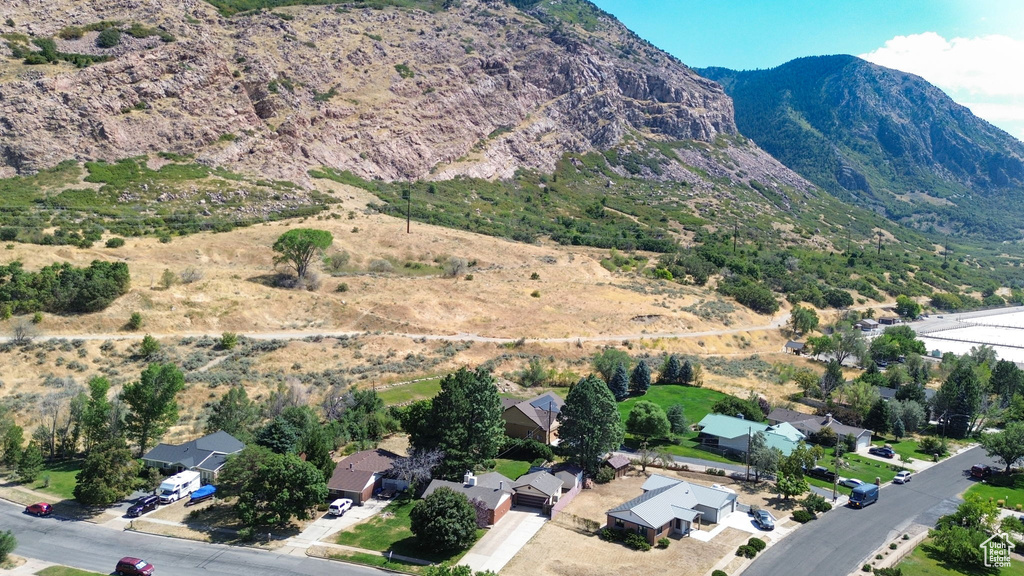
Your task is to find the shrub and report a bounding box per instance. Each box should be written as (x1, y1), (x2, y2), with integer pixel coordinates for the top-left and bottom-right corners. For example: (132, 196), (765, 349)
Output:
(713, 571), (728, 576)
(623, 532), (651, 551)
(863, 565), (872, 573)
(530, 272), (540, 280)
(180, 266), (204, 284)
(335, 282), (349, 293)
(160, 268), (177, 289)
(106, 237), (126, 248)
(369, 259), (394, 273)
(747, 537), (766, 551)
(598, 528), (620, 541)
(139, 334), (160, 358)
(531, 290), (541, 298)
(394, 63), (414, 78)
(465, 274), (474, 281)
(889, 542), (898, 550)
(443, 257), (468, 278)
(128, 312), (143, 331)
(220, 332), (238, 350)
(96, 27), (122, 48)
(736, 544), (757, 558)
(792, 509), (815, 523)
(657, 537), (670, 549)
(0, 530), (15, 563)
(594, 467), (615, 484)
(32, 312), (43, 324)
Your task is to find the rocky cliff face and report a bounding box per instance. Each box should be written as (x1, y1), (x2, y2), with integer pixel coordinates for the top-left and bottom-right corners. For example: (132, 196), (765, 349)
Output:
(0, 0), (740, 184)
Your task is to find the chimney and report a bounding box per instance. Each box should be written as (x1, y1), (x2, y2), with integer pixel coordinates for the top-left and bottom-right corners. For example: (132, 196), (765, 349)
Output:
(349, 463), (354, 471)
(499, 481), (504, 491)
(825, 413), (833, 425)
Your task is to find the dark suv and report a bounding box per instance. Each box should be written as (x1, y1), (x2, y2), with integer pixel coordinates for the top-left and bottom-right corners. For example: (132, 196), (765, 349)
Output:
(126, 495), (159, 518)
(971, 464), (993, 479)
(869, 446), (895, 459)
(115, 557), (154, 576)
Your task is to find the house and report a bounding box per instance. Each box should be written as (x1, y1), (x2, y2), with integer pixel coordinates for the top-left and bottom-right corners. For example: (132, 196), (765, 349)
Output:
(854, 318), (880, 331)
(142, 430), (244, 483)
(501, 392), (564, 445)
(512, 471), (564, 509)
(766, 408), (873, 450)
(879, 316), (901, 326)
(877, 386), (936, 403)
(422, 471), (514, 526)
(603, 454), (632, 478)
(696, 414), (805, 456)
(327, 449), (405, 505)
(606, 474), (738, 545)
(783, 341), (805, 355)
(552, 463), (584, 492)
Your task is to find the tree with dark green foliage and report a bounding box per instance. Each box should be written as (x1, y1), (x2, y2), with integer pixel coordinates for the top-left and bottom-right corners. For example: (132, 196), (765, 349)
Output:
(711, 396), (762, 422)
(891, 417), (905, 441)
(96, 27), (122, 48)
(73, 437), (139, 507)
(272, 228), (333, 279)
(790, 305), (819, 336)
(936, 358), (983, 439)
(625, 401), (670, 442)
(255, 416), (301, 454)
(980, 421), (1024, 473)
(410, 487), (478, 552)
(660, 355), (681, 384)
(629, 360), (651, 395)
(138, 334), (160, 358)
(992, 359), (1024, 407)
(218, 445), (327, 528)
(864, 399), (892, 437)
(665, 404), (688, 435)
(205, 386), (259, 440)
(17, 442), (43, 483)
(680, 360), (694, 386)
(1, 421), (23, 467)
(411, 367), (504, 479)
(0, 260), (131, 315)
(121, 362), (185, 456)
(0, 530), (15, 564)
(608, 362), (629, 401)
(301, 424), (336, 481)
(558, 375), (625, 477)
(593, 348), (631, 383)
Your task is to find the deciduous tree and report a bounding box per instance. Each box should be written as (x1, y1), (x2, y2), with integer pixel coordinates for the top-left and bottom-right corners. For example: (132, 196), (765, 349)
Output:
(790, 305), (819, 336)
(775, 473), (808, 500)
(981, 422), (1024, 473)
(665, 404), (688, 435)
(219, 445), (327, 528)
(73, 438), (140, 507)
(625, 401), (670, 442)
(205, 386), (259, 440)
(121, 362), (185, 456)
(592, 348), (631, 383)
(272, 228), (333, 279)
(410, 487), (478, 552)
(558, 375), (625, 477)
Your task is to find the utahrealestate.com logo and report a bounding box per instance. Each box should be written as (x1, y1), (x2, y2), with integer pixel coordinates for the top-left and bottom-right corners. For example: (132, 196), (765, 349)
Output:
(981, 532), (1013, 568)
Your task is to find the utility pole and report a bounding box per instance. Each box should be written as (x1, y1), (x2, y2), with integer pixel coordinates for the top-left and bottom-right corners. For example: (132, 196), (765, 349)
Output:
(846, 227), (851, 254)
(402, 189), (411, 234)
(876, 231), (883, 255)
(832, 435), (840, 502)
(745, 427), (751, 482)
(733, 221), (738, 254)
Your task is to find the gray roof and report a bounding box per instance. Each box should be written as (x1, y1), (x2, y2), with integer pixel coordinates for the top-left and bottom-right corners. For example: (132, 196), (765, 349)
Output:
(766, 409), (872, 439)
(607, 474), (736, 529)
(143, 431), (244, 472)
(422, 473), (514, 510)
(785, 340), (805, 350)
(512, 471), (564, 497)
(528, 393), (564, 415)
(502, 392), (565, 433)
(878, 386), (936, 402)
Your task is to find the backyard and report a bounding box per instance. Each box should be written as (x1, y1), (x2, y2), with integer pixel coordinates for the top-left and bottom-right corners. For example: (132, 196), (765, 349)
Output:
(27, 460), (83, 500)
(618, 384), (736, 464)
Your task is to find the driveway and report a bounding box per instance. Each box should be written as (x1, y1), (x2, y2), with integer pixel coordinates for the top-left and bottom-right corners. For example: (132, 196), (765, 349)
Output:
(459, 508), (547, 573)
(284, 497), (391, 551)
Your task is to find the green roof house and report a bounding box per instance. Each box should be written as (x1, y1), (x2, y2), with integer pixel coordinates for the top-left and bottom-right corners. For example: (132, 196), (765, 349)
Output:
(696, 413), (805, 456)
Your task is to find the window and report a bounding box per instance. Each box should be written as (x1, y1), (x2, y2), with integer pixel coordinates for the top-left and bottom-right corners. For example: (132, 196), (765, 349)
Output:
(614, 518), (624, 529)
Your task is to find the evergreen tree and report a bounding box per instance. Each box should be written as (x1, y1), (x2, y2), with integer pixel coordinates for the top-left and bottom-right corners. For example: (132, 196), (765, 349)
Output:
(665, 404), (688, 435)
(17, 442), (43, 483)
(205, 386), (259, 441)
(73, 437), (140, 506)
(255, 416), (301, 454)
(938, 359), (983, 439)
(992, 360), (1024, 406)
(430, 367), (504, 479)
(629, 360), (651, 395)
(121, 362), (185, 456)
(608, 362), (629, 401)
(864, 398), (892, 437)
(558, 375), (625, 477)
(82, 376), (114, 453)
(660, 355), (681, 384)
(892, 417), (906, 441)
(301, 424), (336, 482)
(680, 360), (694, 386)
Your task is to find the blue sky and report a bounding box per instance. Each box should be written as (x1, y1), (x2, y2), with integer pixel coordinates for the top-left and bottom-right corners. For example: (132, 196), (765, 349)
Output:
(589, 0), (1024, 140)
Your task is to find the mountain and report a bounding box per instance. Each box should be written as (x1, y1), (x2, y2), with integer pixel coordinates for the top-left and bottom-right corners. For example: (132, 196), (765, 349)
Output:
(699, 55), (1024, 240)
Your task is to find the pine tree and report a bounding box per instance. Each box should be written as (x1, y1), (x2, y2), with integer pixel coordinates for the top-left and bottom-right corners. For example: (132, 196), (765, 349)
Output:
(17, 442), (43, 483)
(608, 362), (629, 401)
(558, 375), (625, 476)
(660, 355), (681, 384)
(864, 398), (892, 437)
(629, 360), (651, 396)
(680, 360), (694, 386)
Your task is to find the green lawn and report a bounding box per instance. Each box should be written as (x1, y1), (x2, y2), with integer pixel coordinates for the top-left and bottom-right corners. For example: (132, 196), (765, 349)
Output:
(899, 541), (1024, 576)
(966, 473), (1024, 511)
(29, 460), (83, 500)
(618, 384), (737, 465)
(493, 458), (532, 480)
(839, 451), (899, 484)
(871, 437), (949, 463)
(326, 552), (426, 574)
(36, 567), (106, 576)
(335, 498), (482, 564)
(377, 378), (442, 405)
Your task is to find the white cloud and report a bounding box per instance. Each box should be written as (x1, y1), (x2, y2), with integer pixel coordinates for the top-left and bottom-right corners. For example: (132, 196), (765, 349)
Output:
(860, 33), (1024, 140)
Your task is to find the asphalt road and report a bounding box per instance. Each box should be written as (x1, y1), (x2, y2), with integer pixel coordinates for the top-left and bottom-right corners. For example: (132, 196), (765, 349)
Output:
(743, 446), (996, 576)
(1, 499), (383, 576)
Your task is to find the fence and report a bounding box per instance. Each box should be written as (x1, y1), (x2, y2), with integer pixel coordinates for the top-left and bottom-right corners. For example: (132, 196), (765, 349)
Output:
(550, 482), (582, 519)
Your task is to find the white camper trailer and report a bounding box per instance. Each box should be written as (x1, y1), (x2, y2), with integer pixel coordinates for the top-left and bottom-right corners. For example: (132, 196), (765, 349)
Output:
(158, 470), (201, 504)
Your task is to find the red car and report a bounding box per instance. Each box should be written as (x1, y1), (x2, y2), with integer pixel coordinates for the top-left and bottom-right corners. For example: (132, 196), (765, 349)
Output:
(115, 557), (155, 576)
(25, 502), (52, 516)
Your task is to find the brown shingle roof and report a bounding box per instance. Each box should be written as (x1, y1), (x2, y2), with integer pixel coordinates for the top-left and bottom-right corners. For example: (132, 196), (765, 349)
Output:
(327, 449), (401, 493)
(604, 455), (631, 470)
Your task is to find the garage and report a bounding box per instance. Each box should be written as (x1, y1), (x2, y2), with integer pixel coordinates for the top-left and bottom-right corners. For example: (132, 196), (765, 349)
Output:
(514, 493), (548, 509)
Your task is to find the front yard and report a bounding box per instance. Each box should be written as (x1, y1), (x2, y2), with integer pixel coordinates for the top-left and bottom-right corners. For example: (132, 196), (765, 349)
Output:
(898, 540), (1024, 576)
(501, 469), (794, 576)
(966, 472), (1024, 510)
(334, 498), (483, 564)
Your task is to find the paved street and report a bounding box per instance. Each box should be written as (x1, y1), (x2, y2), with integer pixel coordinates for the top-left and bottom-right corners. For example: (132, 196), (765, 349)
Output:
(742, 446), (995, 576)
(0, 499), (383, 576)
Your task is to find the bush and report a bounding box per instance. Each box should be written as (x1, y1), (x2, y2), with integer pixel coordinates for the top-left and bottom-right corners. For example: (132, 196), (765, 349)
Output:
(889, 542), (898, 550)
(32, 312), (43, 324)
(180, 266), (204, 284)
(623, 532), (651, 551)
(747, 537), (766, 551)
(598, 528), (620, 541)
(657, 537), (670, 549)
(369, 259), (394, 273)
(106, 237), (126, 248)
(792, 509), (815, 523)
(712, 571), (728, 576)
(530, 290), (541, 298)
(335, 282), (349, 293)
(128, 312), (143, 331)
(594, 467), (616, 484)
(863, 565), (872, 573)
(0, 529), (15, 563)
(220, 332), (238, 350)
(96, 27), (122, 48)
(736, 544), (757, 558)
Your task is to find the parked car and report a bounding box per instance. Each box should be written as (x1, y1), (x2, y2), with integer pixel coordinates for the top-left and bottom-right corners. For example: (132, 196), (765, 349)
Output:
(839, 478), (864, 489)
(869, 446), (896, 459)
(971, 464), (993, 479)
(753, 509), (775, 531)
(894, 471), (912, 484)
(808, 466), (837, 482)
(328, 498), (353, 516)
(25, 502), (52, 517)
(126, 495), (159, 518)
(115, 557), (154, 576)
